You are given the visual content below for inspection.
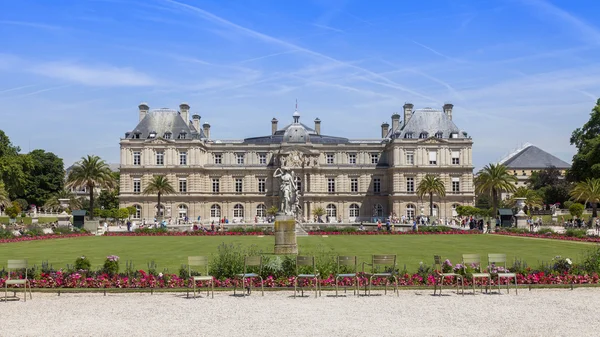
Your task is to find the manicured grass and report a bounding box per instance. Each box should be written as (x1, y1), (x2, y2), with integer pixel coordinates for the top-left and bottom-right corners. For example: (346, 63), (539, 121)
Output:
(0, 235), (595, 273)
(0, 216), (58, 224)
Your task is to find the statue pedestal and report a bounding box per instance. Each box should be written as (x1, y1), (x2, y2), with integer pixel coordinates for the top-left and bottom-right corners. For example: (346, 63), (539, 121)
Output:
(31, 216), (39, 224)
(274, 214), (297, 255)
(515, 213), (528, 229)
(57, 211), (71, 227)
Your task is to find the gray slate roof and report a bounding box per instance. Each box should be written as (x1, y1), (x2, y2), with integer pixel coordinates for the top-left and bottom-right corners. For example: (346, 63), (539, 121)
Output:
(501, 145), (571, 169)
(390, 108), (466, 139)
(244, 114), (348, 144)
(126, 109), (203, 140)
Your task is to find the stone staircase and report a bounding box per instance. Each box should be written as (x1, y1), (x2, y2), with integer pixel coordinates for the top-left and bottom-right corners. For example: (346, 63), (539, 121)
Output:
(295, 221), (308, 236)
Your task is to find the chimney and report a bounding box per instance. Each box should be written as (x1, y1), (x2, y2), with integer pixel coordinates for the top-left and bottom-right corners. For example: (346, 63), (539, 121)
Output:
(443, 103), (454, 120)
(203, 122), (211, 139)
(314, 118), (321, 135)
(381, 122), (389, 138)
(192, 114), (201, 133)
(179, 103), (190, 123)
(391, 113), (400, 133)
(403, 103), (414, 127)
(138, 102), (149, 122)
(271, 118), (278, 135)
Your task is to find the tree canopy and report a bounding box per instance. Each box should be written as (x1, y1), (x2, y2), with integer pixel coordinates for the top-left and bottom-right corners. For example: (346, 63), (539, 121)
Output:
(569, 98), (600, 181)
(22, 149), (65, 207)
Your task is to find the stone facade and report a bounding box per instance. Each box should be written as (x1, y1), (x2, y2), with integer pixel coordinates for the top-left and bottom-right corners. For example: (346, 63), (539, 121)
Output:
(119, 103), (475, 223)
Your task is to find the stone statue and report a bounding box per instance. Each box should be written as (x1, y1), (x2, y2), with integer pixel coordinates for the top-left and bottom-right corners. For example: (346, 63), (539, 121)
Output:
(273, 167), (297, 216)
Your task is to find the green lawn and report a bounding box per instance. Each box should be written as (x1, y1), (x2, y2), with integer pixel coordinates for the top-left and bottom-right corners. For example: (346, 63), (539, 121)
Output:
(0, 235), (595, 273)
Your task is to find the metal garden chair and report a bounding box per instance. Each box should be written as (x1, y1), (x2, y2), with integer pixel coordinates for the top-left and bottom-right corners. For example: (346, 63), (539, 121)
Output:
(488, 254), (518, 295)
(294, 256), (321, 298)
(234, 256), (264, 296)
(365, 254), (398, 296)
(433, 255), (464, 296)
(187, 256), (214, 299)
(462, 254), (491, 294)
(4, 260), (32, 302)
(334, 256), (359, 297)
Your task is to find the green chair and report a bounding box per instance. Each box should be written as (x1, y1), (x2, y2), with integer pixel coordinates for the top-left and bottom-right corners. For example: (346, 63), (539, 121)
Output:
(365, 255), (398, 296)
(433, 255), (464, 296)
(462, 254), (491, 294)
(187, 256), (214, 299)
(234, 256), (264, 296)
(294, 256), (321, 298)
(335, 256), (359, 297)
(4, 260), (32, 302)
(488, 254), (518, 295)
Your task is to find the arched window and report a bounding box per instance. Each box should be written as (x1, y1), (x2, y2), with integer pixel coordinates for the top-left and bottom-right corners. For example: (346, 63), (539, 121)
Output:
(373, 203), (384, 217)
(326, 204), (337, 217)
(210, 204), (221, 218)
(406, 204), (415, 219)
(233, 204), (244, 218)
(133, 205), (142, 219)
(452, 204), (460, 217)
(178, 204), (188, 219)
(256, 204), (266, 217)
(432, 204), (438, 217)
(349, 204), (360, 218)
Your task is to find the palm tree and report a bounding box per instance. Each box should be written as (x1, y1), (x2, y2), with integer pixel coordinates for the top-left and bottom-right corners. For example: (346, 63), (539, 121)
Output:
(143, 175), (175, 219)
(66, 155), (116, 219)
(416, 175), (446, 217)
(570, 178), (600, 218)
(475, 163), (517, 217)
(44, 189), (82, 211)
(0, 181), (10, 208)
(508, 187), (543, 211)
(312, 207), (325, 222)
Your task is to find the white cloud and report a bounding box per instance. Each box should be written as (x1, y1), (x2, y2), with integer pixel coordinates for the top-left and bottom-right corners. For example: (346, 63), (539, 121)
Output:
(29, 62), (157, 87)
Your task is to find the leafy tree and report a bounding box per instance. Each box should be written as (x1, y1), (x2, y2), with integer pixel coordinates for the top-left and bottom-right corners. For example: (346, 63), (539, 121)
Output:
(117, 208), (130, 221)
(475, 194), (491, 209)
(44, 189), (82, 211)
(5, 201), (21, 219)
(127, 206), (137, 218)
(13, 198), (28, 212)
(21, 149), (65, 207)
(416, 174), (446, 217)
(142, 176), (175, 219)
(0, 130), (19, 157)
(569, 99), (600, 181)
(97, 189), (119, 210)
(66, 155), (116, 219)
(508, 187), (543, 210)
(267, 206), (278, 216)
(475, 163), (517, 219)
(528, 166), (571, 206)
(312, 207), (325, 220)
(0, 181), (10, 208)
(570, 178), (600, 218)
(569, 203), (584, 218)
(0, 154), (33, 199)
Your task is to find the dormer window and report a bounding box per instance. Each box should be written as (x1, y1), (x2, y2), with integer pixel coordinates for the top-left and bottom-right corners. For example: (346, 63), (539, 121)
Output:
(435, 132), (443, 139)
(404, 132), (414, 139)
(134, 133), (141, 139)
(178, 132), (187, 139)
(164, 132), (172, 139)
(450, 132), (458, 139)
(148, 132), (156, 139)
(419, 132), (428, 139)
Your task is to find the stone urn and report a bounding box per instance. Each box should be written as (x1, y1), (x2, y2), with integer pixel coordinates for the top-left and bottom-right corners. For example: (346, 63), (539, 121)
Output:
(57, 211), (71, 227)
(515, 198), (527, 216)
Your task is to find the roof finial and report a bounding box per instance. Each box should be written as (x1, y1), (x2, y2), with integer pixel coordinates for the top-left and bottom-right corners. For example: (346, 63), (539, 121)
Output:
(295, 99), (298, 111)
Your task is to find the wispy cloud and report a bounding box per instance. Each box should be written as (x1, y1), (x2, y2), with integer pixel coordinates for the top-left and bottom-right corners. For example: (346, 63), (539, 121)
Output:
(0, 84), (38, 94)
(0, 20), (61, 30)
(311, 23), (344, 33)
(29, 62), (157, 86)
(0, 84), (72, 99)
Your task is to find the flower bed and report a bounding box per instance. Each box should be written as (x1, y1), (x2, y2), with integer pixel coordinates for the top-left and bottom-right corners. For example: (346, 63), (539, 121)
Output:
(307, 230), (479, 235)
(492, 231), (600, 243)
(104, 231), (273, 237)
(0, 233), (93, 244)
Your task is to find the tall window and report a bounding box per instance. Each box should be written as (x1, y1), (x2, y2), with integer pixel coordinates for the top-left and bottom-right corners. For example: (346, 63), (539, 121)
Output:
(156, 151), (164, 165)
(327, 178), (335, 193)
(432, 204), (438, 217)
(452, 177), (460, 193)
(373, 204), (384, 217)
(349, 204), (360, 218)
(133, 178), (141, 193)
(233, 204), (244, 218)
(236, 154), (244, 165)
(179, 152), (187, 165)
(134, 205), (141, 219)
(406, 152), (414, 165)
(256, 204), (266, 217)
(212, 178), (220, 193)
(214, 154), (222, 164)
(371, 153), (379, 164)
(295, 176), (302, 192)
(210, 204), (221, 218)
(406, 204), (415, 218)
(178, 204), (187, 219)
(406, 177), (414, 193)
(235, 178), (243, 193)
(348, 153), (356, 164)
(373, 178), (381, 194)
(179, 178), (187, 193)
(259, 153), (267, 165)
(452, 151), (460, 165)
(326, 153), (334, 164)
(350, 178), (358, 193)
(326, 204), (337, 217)
(428, 151), (437, 165)
(133, 151), (141, 166)
(258, 178), (266, 193)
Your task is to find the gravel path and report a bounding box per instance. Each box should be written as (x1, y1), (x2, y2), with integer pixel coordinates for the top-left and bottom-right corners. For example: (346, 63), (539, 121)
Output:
(2, 288), (600, 336)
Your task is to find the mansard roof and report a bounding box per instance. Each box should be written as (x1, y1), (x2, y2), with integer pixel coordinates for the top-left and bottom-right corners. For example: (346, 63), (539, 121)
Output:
(125, 109), (203, 140)
(397, 108), (466, 139)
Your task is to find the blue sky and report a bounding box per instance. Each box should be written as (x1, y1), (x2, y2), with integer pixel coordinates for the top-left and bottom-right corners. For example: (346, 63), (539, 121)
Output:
(1, 0), (599, 169)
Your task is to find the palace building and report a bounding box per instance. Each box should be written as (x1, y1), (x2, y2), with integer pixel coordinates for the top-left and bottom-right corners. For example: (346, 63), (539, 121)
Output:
(119, 102), (475, 223)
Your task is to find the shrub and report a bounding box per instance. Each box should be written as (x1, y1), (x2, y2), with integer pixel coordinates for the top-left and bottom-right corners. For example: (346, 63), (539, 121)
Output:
(565, 229), (587, 238)
(0, 228), (15, 239)
(419, 226), (454, 233)
(569, 203), (584, 218)
(74, 256), (92, 271)
(208, 243), (261, 279)
(25, 225), (45, 237)
(552, 256), (572, 274)
(537, 228), (555, 235)
(134, 228), (168, 234)
(580, 247), (600, 274)
(53, 227), (73, 235)
(498, 227), (529, 234)
(103, 255), (120, 275)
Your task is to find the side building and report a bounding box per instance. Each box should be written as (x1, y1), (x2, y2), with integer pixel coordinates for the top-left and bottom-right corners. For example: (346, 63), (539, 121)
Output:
(119, 102), (475, 223)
